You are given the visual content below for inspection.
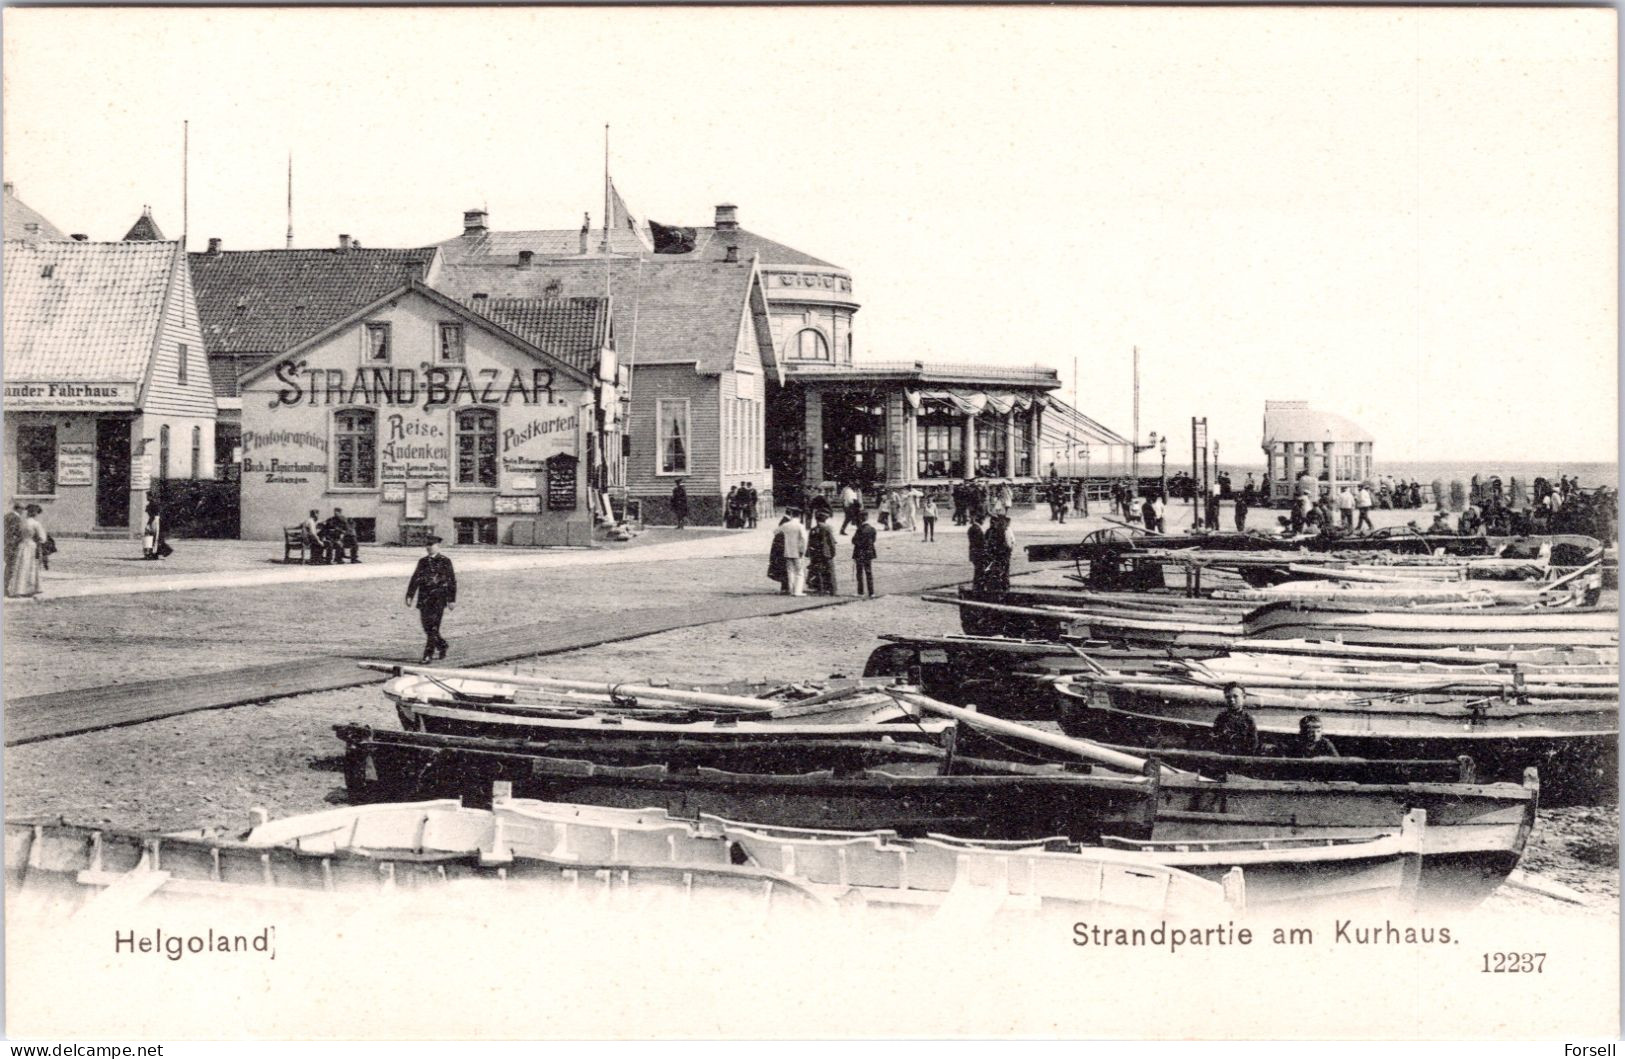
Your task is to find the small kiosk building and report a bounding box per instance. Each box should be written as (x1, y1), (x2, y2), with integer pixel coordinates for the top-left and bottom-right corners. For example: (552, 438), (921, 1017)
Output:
(1260, 399), (1375, 503)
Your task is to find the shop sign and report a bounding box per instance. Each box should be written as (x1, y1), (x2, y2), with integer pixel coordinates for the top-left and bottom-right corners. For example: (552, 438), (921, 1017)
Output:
(380, 414), (449, 481)
(500, 409), (579, 483)
(269, 363), (556, 411)
(57, 443), (93, 487)
(546, 455), (578, 511)
(240, 428), (328, 482)
(130, 449), (151, 492)
(4, 380), (138, 410)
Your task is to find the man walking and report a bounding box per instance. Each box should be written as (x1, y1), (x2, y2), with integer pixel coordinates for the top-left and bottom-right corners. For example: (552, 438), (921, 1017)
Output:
(1355, 482), (1375, 532)
(921, 494), (938, 542)
(1233, 490), (1250, 532)
(838, 482), (859, 535)
(852, 509), (877, 597)
(1337, 487), (1355, 530)
(670, 479), (689, 529)
(405, 536), (456, 664)
(806, 509), (839, 595)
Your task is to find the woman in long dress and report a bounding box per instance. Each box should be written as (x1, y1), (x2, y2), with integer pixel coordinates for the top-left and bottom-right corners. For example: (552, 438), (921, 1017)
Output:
(143, 499), (164, 560)
(6, 505), (47, 598)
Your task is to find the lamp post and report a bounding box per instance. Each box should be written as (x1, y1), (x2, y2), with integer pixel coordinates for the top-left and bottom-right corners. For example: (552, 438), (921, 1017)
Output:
(1158, 434), (1168, 503)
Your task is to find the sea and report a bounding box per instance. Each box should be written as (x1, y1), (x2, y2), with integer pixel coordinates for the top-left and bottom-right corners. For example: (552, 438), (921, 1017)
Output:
(1224, 460), (1620, 493)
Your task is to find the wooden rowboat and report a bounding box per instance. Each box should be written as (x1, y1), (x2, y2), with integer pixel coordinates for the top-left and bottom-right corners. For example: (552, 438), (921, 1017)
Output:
(332, 720), (1537, 909)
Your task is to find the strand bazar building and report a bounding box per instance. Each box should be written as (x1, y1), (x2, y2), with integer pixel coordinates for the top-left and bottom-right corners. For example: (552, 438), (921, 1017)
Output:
(436, 203), (1059, 524)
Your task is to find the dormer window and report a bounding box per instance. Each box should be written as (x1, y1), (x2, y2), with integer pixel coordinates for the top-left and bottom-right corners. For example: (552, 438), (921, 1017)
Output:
(438, 322), (465, 363)
(365, 322), (391, 362)
(39, 264), (54, 278)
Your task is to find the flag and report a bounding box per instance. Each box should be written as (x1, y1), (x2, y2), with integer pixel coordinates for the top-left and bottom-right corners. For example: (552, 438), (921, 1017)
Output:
(608, 180), (653, 251)
(649, 220), (697, 255)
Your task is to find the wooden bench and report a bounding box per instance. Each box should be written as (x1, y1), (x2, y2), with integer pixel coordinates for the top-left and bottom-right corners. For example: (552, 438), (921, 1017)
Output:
(283, 526), (309, 563)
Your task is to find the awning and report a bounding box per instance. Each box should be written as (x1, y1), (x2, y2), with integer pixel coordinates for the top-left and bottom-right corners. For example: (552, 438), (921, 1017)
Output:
(904, 389), (1048, 416)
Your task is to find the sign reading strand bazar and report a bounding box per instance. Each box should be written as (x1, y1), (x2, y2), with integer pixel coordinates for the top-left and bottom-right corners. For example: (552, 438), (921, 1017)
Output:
(5, 380), (138, 410)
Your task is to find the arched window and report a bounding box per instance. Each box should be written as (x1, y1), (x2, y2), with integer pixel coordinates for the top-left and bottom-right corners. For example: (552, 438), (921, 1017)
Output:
(190, 426), (202, 479)
(790, 328), (830, 361)
(456, 408), (498, 487)
(334, 409), (377, 487)
(158, 425), (170, 481)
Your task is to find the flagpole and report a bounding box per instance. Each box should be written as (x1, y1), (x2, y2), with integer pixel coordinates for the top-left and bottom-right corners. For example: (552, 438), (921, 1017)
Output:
(602, 124), (611, 254)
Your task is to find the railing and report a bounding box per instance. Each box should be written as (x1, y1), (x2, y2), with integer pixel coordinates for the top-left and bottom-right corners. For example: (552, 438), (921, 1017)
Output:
(783, 359), (1060, 383)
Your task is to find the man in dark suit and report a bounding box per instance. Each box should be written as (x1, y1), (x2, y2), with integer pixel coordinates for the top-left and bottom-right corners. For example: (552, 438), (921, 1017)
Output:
(671, 479), (689, 529)
(324, 507), (360, 564)
(405, 536), (456, 663)
(967, 512), (989, 592)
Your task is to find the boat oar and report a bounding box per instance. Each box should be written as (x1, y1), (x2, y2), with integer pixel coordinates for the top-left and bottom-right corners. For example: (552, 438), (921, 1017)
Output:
(889, 689), (1188, 778)
(359, 662), (783, 713)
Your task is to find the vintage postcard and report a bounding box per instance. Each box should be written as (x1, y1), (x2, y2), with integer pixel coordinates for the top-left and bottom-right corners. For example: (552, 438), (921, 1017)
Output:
(2, 4), (1617, 1041)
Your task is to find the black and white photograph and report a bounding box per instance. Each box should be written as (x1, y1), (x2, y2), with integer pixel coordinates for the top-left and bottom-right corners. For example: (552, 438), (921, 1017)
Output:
(1, 4), (1618, 1041)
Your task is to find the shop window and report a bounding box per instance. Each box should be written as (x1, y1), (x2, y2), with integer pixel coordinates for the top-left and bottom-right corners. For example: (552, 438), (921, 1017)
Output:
(454, 517), (497, 545)
(366, 322), (391, 362)
(657, 399), (689, 475)
(975, 416), (1009, 478)
(334, 409), (377, 487)
(438, 323), (465, 363)
(791, 328), (830, 361)
(190, 425), (202, 479)
(916, 400), (964, 480)
(159, 425), (171, 480)
(177, 343), (189, 385)
(455, 408), (498, 488)
(16, 425), (56, 495)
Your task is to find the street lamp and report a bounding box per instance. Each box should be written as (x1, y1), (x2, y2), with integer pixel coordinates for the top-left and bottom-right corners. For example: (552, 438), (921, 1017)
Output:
(1158, 434), (1168, 502)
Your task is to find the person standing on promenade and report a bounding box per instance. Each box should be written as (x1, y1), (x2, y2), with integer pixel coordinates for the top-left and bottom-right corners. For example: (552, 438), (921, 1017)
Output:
(852, 510), (878, 598)
(985, 512), (1014, 592)
(922, 494), (938, 542)
(5, 500), (25, 588)
(1337, 487), (1355, 530)
(806, 510), (839, 595)
(1356, 482), (1375, 532)
(767, 511), (792, 592)
(744, 482), (759, 528)
(1152, 493), (1167, 534)
(967, 511), (990, 591)
(671, 479), (689, 529)
(405, 536), (456, 663)
(6, 504), (48, 599)
(1233, 490), (1250, 532)
(779, 507), (809, 596)
(1141, 495), (1157, 533)
(1204, 483), (1221, 532)
(142, 499), (165, 560)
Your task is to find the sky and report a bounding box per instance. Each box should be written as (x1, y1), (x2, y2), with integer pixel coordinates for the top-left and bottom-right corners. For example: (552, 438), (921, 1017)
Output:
(3, 6), (1616, 464)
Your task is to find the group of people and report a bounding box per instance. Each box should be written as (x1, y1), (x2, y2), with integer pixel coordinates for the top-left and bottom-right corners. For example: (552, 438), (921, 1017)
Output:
(966, 509), (1015, 593)
(768, 505), (878, 598)
(1210, 684), (1338, 759)
(723, 483), (761, 529)
(4, 500), (51, 599)
(300, 508), (361, 564)
(950, 479), (1012, 526)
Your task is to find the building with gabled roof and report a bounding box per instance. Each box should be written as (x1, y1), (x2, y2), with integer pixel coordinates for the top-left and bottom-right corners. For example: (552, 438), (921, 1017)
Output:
(122, 206), (166, 242)
(3, 239), (219, 537)
(434, 220), (777, 525)
(3, 183), (67, 242)
(235, 280), (615, 547)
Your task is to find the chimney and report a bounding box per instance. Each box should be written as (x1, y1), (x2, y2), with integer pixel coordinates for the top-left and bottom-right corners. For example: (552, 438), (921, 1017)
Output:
(338, 234), (352, 252)
(207, 237), (222, 254)
(724, 244), (739, 263)
(403, 261), (425, 283)
(472, 292), (489, 302)
(518, 250), (534, 269)
(580, 213), (590, 254)
(71, 233), (88, 242)
(714, 204), (739, 230)
(2, 182), (12, 196)
(463, 208), (488, 236)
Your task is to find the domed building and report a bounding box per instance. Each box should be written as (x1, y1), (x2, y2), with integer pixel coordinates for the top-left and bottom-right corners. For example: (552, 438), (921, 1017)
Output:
(1260, 399), (1374, 503)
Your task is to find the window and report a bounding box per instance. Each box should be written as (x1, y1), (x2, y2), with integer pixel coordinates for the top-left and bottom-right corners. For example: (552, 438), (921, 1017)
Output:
(159, 425), (171, 480)
(366, 323), (391, 362)
(791, 328), (830, 361)
(438, 323), (465, 363)
(656, 399), (689, 475)
(975, 416), (1009, 478)
(1013, 408), (1034, 477)
(16, 425), (56, 494)
(455, 517), (498, 545)
(822, 392), (887, 486)
(190, 425), (202, 479)
(916, 400), (964, 480)
(334, 409), (377, 487)
(177, 343), (189, 385)
(455, 408), (498, 488)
